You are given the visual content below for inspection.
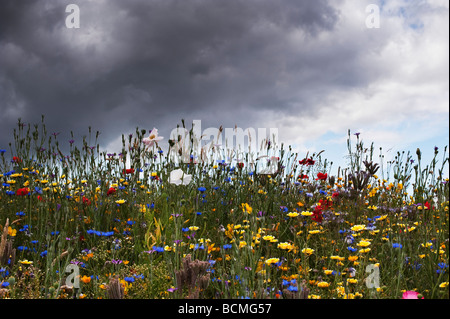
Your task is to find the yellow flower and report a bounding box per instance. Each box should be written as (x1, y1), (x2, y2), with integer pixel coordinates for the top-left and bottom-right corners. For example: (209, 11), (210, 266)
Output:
(317, 281), (330, 288)
(115, 199), (126, 205)
(265, 258), (280, 265)
(357, 240), (371, 247)
(277, 242), (294, 250)
(189, 226), (199, 231)
(348, 256), (358, 262)
(262, 235), (278, 243)
(439, 282), (449, 288)
(19, 260), (33, 265)
(241, 203), (252, 214)
(302, 248), (315, 255)
(330, 255), (344, 261)
(351, 225), (366, 232)
(8, 226), (17, 237)
(287, 212), (299, 218)
(301, 211), (313, 216)
(309, 230), (321, 234)
(347, 278), (358, 284)
(239, 241), (247, 249)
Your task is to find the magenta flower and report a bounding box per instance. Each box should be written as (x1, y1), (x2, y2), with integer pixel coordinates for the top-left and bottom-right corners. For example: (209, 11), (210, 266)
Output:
(402, 291), (424, 299)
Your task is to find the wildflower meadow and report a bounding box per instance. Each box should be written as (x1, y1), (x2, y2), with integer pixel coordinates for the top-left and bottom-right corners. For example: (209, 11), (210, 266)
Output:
(0, 117), (448, 300)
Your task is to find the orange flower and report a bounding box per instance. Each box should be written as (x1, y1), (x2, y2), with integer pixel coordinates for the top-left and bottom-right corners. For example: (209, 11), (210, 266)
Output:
(80, 275), (91, 284)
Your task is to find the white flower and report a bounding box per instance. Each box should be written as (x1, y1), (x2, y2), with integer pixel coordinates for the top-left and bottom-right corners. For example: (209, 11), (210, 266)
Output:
(143, 128), (164, 147)
(168, 169), (192, 186)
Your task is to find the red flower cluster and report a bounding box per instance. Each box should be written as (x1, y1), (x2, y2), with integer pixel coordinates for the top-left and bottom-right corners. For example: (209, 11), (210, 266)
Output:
(316, 172), (328, 181)
(312, 206), (323, 223)
(318, 198), (333, 209)
(12, 156), (22, 163)
(424, 201), (434, 210)
(107, 187), (116, 196)
(16, 187), (30, 196)
(298, 174), (309, 180)
(299, 158), (315, 166)
(82, 196), (91, 205)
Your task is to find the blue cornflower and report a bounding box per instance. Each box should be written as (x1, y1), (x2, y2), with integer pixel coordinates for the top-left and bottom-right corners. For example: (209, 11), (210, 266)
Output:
(347, 246), (357, 252)
(152, 246), (165, 253)
(124, 276), (135, 283)
(198, 187), (206, 192)
(287, 285), (298, 292)
(392, 243), (403, 248)
(223, 244), (232, 250)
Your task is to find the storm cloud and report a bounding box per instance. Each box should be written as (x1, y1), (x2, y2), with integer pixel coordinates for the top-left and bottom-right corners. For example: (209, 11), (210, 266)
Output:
(0, 0), (448, 160)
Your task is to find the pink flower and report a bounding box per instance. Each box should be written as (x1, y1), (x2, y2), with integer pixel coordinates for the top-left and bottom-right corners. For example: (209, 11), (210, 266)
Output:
(143, 128), (163, 147)
(402, 291), (424, 299)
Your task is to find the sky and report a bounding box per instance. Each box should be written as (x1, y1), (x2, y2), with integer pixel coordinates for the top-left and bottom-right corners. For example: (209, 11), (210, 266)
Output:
(0, 0), (448, 177)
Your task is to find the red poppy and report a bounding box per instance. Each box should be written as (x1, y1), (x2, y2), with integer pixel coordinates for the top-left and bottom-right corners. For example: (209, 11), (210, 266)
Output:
(16, 187), (30, 196)
(37, 195), (45, 202)
(312, 206), (323, 223)
(107, 187), (116, 196)
(82, 196), (91, 205)
(12, 156), (22, 163)
(424, 201), (432, 210)
(298, 174), (309, 180)
(316, 172), (328, 181)
(237, 162), (244, 169)
(123, 168), (135, 175)
(332, 192), (340, 198)
(319, 198), (333, 209)
(299, 158), (315, 166)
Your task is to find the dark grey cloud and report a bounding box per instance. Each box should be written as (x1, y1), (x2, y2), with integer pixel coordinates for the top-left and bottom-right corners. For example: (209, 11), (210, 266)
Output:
(0, 0), (357, 155)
